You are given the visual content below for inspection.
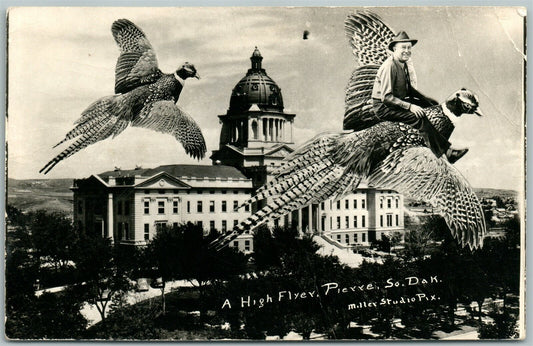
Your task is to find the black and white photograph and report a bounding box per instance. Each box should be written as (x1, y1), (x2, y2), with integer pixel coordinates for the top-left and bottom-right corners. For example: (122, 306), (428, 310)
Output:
(5, 6), (525, 340)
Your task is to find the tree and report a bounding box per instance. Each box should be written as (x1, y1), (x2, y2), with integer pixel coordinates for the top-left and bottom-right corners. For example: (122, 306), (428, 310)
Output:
(74, 234), (131, 328)
(478, 303), (518, 339)
(30, 210), (79, 271)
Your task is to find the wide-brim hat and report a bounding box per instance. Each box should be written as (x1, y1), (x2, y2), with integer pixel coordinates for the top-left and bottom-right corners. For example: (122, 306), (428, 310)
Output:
(388, 31), (418, 51)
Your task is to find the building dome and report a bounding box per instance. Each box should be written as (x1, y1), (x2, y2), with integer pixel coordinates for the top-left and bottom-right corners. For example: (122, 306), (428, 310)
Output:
(229, 47), (284, 113)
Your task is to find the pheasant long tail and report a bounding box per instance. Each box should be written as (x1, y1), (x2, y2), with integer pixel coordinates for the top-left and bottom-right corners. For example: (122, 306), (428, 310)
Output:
(40, 96), (129, 174)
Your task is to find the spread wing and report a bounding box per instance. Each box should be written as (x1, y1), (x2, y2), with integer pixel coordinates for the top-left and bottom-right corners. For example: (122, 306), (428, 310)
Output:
(368, 147), (486, 250)
(343, 10), (395, 131)
(132, 101), (206, 160)
(111, 19), (162, 94)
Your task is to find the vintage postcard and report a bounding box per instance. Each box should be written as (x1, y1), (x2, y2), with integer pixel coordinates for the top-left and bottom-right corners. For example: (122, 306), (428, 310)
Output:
(5, 6), (525, 340)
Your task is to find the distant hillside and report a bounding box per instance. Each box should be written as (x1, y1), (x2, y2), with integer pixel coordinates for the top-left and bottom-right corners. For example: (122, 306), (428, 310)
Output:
(472, 187), (519, 200)
(7, 178), (74, 215)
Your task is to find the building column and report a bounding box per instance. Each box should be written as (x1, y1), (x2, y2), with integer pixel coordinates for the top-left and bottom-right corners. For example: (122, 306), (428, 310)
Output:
(298, 209), (303, 235)
(281, 120), (285, 142)
(258, 117), (263, 141)
(107, 193), (114, 241)
(290, 120), (294, 142)
(308, 204), (313, 233)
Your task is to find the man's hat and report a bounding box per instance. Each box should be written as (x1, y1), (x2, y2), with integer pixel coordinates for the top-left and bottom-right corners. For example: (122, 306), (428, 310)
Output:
(388, 31), (418, 51)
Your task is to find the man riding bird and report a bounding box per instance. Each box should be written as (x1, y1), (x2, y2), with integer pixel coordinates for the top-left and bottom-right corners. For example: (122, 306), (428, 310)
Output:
(371, 31), (468, 164)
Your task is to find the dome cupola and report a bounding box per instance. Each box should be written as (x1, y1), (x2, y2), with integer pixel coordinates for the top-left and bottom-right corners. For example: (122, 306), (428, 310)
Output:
(229, 47), (284, 113)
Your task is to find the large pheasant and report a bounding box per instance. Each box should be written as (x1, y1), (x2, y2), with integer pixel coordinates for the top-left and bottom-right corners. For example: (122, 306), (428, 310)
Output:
(211, 10), (486, 251)
(40, 19), (206, 174)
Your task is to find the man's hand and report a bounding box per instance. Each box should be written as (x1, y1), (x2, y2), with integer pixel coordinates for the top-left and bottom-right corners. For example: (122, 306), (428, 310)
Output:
(410, 104), (425, 119)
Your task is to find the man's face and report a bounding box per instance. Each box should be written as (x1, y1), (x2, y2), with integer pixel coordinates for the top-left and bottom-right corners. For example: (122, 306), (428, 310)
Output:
(392, 42), (412, 63)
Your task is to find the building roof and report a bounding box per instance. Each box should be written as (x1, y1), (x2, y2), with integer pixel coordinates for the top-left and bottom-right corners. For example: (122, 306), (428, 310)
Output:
(98, 164), (249, 181)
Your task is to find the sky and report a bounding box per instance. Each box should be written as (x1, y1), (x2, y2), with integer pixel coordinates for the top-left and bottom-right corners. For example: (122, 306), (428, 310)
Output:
(7, 6), (525, 191)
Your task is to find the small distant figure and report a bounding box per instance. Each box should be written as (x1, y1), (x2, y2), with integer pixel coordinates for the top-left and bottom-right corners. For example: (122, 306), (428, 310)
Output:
(303, 30), (310, 40)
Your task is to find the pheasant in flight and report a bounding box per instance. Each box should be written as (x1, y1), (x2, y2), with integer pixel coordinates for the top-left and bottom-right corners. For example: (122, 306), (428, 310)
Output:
(211, 10), (486, 252)
(40, 19), (206, 174)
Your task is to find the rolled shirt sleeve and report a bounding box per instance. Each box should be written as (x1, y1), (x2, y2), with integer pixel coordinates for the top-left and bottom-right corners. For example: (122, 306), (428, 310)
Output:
(373, 58), (411, 110)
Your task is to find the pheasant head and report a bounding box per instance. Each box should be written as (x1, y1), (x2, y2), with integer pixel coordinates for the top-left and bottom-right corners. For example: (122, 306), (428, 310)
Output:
(444, 88), (483, 117)
(176, 62), (200, 80)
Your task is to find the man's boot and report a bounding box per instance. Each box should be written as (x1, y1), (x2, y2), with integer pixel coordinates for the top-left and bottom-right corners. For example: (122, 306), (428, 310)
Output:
(446, 148), (469, 164)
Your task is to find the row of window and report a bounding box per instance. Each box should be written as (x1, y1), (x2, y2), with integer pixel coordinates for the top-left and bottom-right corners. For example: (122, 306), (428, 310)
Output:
(143, 189), (246, 195)
(333, 215), (366, 230)
(379, 198), (400, 209)
(323, 199), (367, 211)
(143, 219), (241, 241)
(380, 214), (400, 227)
(231, 239), (251, 252)
(334, 232), (367, 244)
(143, 199), (250, 215)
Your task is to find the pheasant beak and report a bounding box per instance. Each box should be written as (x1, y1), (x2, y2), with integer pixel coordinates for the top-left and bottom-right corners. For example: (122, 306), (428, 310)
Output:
(474, 108), (484, 117)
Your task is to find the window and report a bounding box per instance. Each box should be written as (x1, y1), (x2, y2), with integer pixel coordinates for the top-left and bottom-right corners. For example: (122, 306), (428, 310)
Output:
(117, 201), (122, 215)
(233, 190), (239, 194)
(118, 222), (123, 240)
(197, 221), (203, 229)
(173, 200), (179, 214)
(362, 215), (366, 227)
(345, 216), (349, 228)
(124, 222), (130, 240)
(337, 234), (341, 242)
(173, 222), (178, 228)
(362, 199), (366, 209)
(222, 201), (227, 212)
(396, 199), (399, 208)
(362, 233), (366, 242)
(233, 241), (239, 247)
(77, 200), (83, 214)
(155, 222), (167, 232)
(354, 233), (358, 242)
(353, 216), (357, 228)
(222, 220), (227, 232)
(387, 199), (392, 209)
(336, 216), (341, 229)
(233, 201), (239, 210)
(396, 214), (399, 226)
(144, 200), (150, 214)
(245, 240), (250, 251)
(124, 201), (130, 215)
(380, 215), (383, 227)
(210, 221), (215, 231)
(209, 201), (215, 212)
(244, 204), (250, 212)
(234, 220), (239, 227)
(345, 234), (349, 244)
(222, 190), (227, 195)
(321, 202), (325, 210)
(197, 201), (203, 213)
(353, 199), (357, 209)
(158, 200), (165, 214)
(187, 201), (191, 213)
(144, 190), (150, 194)
(144, 224), (149, 241)
(345, 200), (349, 209)
(337, 201), (341, 210)
(197, 190), (203, 194)
(387, 214), (393, 227)
(380, 199), (383, 209)
(158, 190), (165, 194)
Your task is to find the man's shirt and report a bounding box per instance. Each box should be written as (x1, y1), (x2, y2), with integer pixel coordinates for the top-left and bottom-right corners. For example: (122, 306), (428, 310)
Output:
(372, 55), (411, 110)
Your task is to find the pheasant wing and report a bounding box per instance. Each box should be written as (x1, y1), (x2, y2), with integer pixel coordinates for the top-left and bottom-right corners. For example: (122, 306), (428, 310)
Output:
(368, 146), (486, 250)
(111, 19), (162, 94)
(343, 10), (395, 131)
(132, 100), (206, 160)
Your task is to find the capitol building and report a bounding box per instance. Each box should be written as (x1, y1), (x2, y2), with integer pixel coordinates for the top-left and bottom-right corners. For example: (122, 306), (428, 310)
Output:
(72, 48), (404, 253)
